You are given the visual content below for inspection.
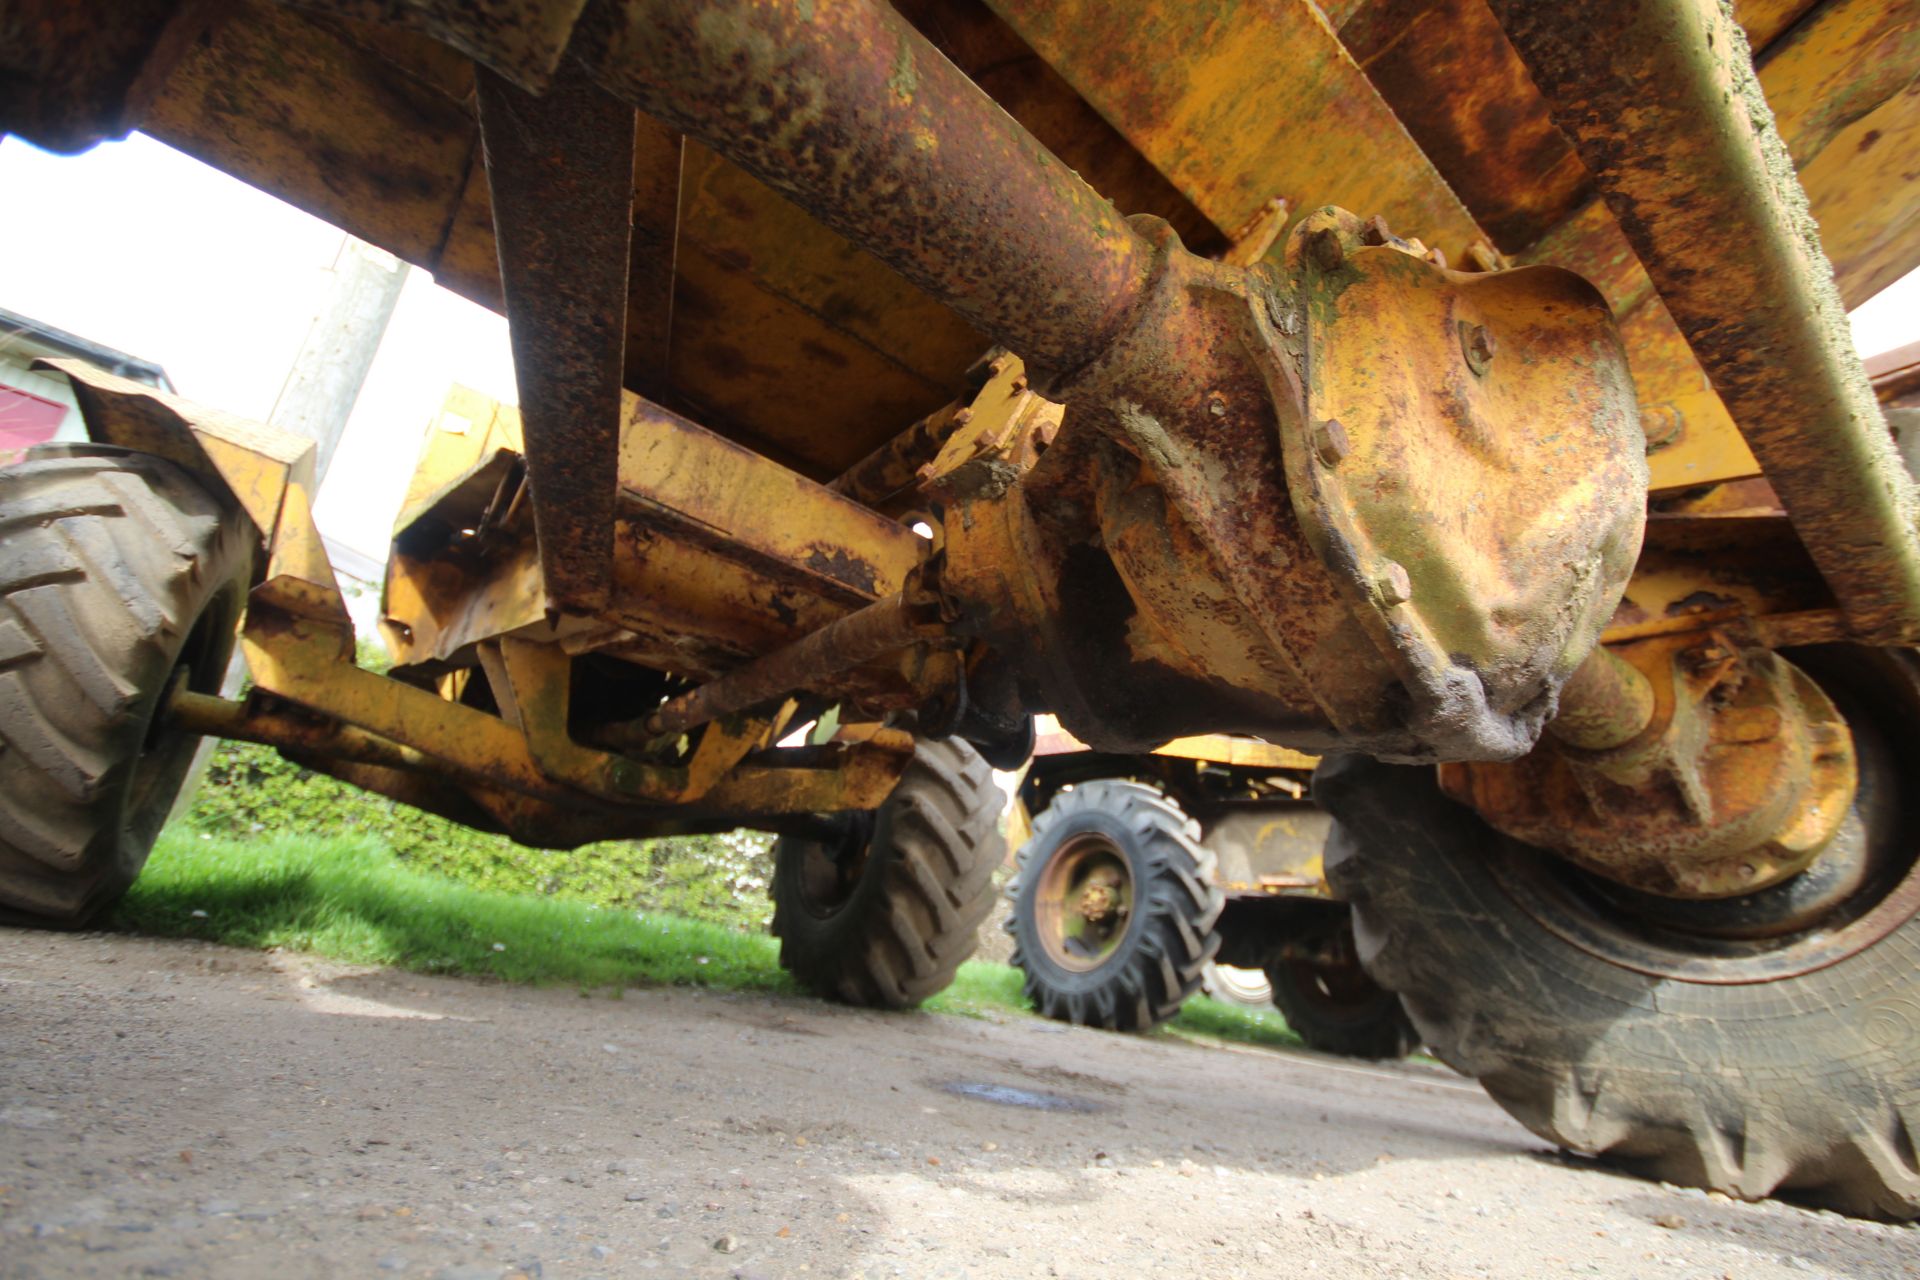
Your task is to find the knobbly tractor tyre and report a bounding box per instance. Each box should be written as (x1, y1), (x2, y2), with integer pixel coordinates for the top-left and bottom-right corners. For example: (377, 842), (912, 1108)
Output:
(1263, 922), (1417, 1060)
(770, 737), (1003, 1008)
(1319, 647), (1920, 1220)
(1008, 780), (1223, 1031)
(0, 445), (253, 927)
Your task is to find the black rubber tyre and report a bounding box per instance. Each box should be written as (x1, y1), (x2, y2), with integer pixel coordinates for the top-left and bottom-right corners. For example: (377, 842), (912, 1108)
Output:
(771, 737), (1003, 1008)
(1265, 942), (1417, 1060)
(1008, 780), (1223, 1031)
(0, 445), (253, 926)
(1319, 648), (1920, 1220)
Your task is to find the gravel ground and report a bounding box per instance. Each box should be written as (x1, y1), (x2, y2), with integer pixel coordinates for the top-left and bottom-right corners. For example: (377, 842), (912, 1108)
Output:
(1, 930), (1913, 1279)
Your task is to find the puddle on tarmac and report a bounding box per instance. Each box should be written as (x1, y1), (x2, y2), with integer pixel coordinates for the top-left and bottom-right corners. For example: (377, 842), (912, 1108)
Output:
(938, 1081), (1109, 1113)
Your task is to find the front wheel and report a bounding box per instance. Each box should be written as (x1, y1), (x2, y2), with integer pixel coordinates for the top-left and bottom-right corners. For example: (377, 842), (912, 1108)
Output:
(770, 737), (1003, 1008)
(0, 446), (252, 926)
(1319, 647), (1920, 1220)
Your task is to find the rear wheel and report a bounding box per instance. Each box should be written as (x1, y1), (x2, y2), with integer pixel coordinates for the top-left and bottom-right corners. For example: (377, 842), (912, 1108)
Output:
(0, 446), (252, 926)
(1319, 647), (1920, 1220)
(771, 737), (1003, 1008)
(1264, 917), (1416, 1060)
(1008, 780), (1223, 1031)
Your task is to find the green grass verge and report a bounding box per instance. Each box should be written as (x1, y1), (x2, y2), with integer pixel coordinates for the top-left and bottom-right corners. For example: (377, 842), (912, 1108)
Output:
(114, 830), (1302, 1047)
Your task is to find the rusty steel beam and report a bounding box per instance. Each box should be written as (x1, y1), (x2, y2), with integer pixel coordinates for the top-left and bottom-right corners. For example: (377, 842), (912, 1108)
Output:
(476, 56), (635, 613)
(644, 589), (941, 741)
(1489, 0), (1920, 644)
(567, 0), (1153, 381)
(167, 684), (443, 777)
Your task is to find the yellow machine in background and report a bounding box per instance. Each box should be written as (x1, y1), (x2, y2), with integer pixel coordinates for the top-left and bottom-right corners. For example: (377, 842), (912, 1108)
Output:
(1005, 720), (1417, 1057)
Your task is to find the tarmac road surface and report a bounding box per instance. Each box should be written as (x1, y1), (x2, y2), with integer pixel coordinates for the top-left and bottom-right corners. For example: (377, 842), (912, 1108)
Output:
(1, 931), (1912, 1279)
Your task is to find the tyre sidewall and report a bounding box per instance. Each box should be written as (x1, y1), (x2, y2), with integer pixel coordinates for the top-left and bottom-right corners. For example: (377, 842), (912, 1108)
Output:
(1322, 752), (1920, 1216)
(771, 805), (900, 966)
(0, 445), (254, 924)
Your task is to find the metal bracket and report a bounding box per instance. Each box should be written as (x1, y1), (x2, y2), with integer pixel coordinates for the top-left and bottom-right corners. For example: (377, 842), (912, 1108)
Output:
(477, 57), (638, 613)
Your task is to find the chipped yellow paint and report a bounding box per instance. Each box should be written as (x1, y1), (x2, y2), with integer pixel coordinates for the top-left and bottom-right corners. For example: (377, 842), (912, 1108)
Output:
(987, 0), (1484, 263)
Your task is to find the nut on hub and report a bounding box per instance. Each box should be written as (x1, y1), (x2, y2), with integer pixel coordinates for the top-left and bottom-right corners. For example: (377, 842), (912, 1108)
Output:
(1441, 638), (1859, 899)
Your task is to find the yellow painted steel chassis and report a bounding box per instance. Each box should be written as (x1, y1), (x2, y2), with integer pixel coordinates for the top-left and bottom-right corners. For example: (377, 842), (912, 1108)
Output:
(48, 357), (916, 841)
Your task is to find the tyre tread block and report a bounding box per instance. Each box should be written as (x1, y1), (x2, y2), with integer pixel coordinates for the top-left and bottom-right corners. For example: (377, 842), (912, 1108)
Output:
(1318, 751), (1920, 1220)
(1009, 779), (1224, 1034)
(0, 446), (252, 928)
(771, 738), (1004, 1009)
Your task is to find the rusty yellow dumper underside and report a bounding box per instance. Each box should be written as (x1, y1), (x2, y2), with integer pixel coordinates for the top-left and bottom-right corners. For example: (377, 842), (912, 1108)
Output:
(3, 0), (1919, 1221)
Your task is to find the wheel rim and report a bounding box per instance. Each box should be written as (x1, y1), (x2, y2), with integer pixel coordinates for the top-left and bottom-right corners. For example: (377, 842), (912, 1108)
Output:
(791, 812), (875, 920)
(1034, 831), (1136, 972)
(1205, 963), (1274, 1006)
(1489, 647), (1920, 985)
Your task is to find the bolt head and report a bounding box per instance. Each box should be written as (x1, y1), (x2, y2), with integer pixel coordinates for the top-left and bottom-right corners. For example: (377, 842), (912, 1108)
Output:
(1461, 321), (1497, 375)
(1311, 418), (1350, 467)
(1376, 561), (1413, 607)
(1308, 227), (1346, 271)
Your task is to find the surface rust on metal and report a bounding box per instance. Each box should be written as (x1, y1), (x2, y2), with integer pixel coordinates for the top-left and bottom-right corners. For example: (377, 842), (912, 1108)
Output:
(44, 357), (314, 541)
(1338, 0), (1591, 251)
(283, 0), (589, 92)
(1491, 0), (1920, 643)
(623, 115), (685, 401)
(241, 610), (909, 816)
(167, 684), (447, 778)
(617, 394), (923, 606)
(0, 0), (233, 152)
(477, 56), (636, 613)
(381, 382), (926, 683)
(645, 582), (948, 742)
(568, 0), (1154, 382)
(1547, 646), (1657, 752)
(939, 209), (1644, 761)
(1443, 637), (1859, 900)
(986, 0), (1485, 265)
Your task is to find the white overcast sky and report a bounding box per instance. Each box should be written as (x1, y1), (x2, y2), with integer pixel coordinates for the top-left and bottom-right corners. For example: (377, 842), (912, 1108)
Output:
(0, 133), (516, 559)
(2, 132), (1918, 562)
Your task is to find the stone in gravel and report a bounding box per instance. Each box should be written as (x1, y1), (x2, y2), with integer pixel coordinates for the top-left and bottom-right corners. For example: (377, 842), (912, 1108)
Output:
(625, 1191), (648, 1203)
(433, 1267), (503, 1280)
(590, 1245), (612, 1259)
(377, 1255), (410, 1272)
(199, 1199), (240, 1215)
(714, 1234), (739, 1253)
(1654, 1214), (1686, 1229)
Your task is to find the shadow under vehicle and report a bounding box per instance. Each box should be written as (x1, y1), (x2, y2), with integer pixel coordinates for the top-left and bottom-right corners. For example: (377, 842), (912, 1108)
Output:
(2, 0), (1919, 1220)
